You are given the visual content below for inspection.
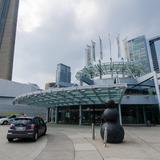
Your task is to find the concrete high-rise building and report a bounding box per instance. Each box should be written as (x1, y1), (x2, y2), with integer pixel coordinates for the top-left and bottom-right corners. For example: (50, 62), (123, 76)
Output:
(0, 0), (19, 80)
(149, 36), (160, 72)
(126, 35), (151, 74)
(56, 63), (71, 87)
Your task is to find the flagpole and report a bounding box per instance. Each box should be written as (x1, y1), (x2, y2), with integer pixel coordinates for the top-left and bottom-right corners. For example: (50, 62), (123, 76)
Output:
(91, 40), (96, 62)
(116, 34), (121, 59)
(108, 34), (113, 78)
(99, 36), (103, 60)
(109, 33), (112, 61)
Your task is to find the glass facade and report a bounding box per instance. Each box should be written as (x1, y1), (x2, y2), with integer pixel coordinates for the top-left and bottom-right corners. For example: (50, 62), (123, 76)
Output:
(121, 105), (159, 125)
(127, 35), (151, 74)
(149, 37), (160, 72)
(0, 0), (10, 47)
(50, 104), (160, 125)
(57, 106), (79, 124)
(0, 0), (19, 80)
(56, 63), (71, 87)
(54, 105), (106, 125)
(155, 41), (160, 70)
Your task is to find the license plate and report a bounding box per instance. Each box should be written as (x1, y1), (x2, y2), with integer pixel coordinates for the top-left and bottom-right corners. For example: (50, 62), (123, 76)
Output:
(16, 127), (25, 131)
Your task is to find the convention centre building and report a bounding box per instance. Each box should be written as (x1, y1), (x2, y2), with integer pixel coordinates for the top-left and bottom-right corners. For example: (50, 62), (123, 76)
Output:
(13, 35), (160, 125)
(13, 62), (160, 125)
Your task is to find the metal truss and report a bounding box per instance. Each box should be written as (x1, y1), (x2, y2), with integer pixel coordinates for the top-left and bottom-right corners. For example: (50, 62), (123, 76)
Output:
(76, 61), (146, 81)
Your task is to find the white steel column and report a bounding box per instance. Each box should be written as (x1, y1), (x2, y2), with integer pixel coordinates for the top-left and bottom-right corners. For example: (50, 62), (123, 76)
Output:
(118, 104), (122, 125)
(46, 108), (50, 122)
(50, 108), (54, 123)
(79, 105), (82, 125)
(153, 71), (160, 112)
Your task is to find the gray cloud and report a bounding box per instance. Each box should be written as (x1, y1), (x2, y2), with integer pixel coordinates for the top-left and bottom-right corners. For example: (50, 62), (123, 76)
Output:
(13, 0), (160, 88)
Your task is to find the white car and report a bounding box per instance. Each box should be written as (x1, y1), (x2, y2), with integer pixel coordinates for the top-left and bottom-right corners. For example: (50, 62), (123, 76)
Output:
(0, 115), (16, 125)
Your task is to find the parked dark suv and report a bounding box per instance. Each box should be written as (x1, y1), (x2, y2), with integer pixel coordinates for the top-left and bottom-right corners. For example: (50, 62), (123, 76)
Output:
(7, 116), (47, 142)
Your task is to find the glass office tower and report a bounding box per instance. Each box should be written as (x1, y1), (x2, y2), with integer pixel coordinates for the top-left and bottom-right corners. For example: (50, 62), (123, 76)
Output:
(149, 36), (160, 72)
(56, 63), (71, 87)
(0, 0), (19, 80)
(127, 35), (151, 74)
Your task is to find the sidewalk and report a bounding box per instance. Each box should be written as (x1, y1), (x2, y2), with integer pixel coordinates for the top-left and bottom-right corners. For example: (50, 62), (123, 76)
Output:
(48, 124), (160, 160)
(34, 133), (74, 160)
(1, 125), (160, 160)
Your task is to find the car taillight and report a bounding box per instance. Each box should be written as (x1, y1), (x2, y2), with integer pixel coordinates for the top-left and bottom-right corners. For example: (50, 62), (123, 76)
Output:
(26, 124), (35, 131)
(10, 124), (15, 130)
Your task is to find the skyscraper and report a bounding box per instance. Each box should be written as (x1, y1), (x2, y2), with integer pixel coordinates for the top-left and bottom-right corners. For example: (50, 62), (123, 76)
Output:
(126, 35), (151, 74)
(0, 0), (19, 80)
(149, 36), (160, 72)
(56, 63), (71, 87)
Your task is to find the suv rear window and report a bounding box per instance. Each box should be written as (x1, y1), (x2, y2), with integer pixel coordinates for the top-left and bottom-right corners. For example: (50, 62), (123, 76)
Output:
(13, 118), (32, 125)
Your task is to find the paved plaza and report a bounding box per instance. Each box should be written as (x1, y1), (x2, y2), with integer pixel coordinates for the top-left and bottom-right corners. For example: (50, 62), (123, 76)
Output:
(0, 125), (160, 160)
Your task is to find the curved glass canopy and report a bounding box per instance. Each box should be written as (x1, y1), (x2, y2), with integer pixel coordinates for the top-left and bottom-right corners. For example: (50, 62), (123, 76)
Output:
(13, 84), (127, 107)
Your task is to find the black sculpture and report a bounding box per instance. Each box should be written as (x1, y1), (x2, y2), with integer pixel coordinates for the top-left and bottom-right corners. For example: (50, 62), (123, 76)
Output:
(100, 100), (124, 143)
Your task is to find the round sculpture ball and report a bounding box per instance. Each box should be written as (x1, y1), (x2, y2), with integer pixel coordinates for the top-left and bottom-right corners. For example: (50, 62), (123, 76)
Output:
(102, 108), (119, 122)
(105, 100), (116, 108)
(100, 123), (124, 143)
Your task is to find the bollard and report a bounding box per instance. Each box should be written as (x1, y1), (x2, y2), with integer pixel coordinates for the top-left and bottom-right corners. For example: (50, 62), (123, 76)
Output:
(92, 123), (95, 140)
(104, 127), (107, 147)
(147, 120), (151, 127)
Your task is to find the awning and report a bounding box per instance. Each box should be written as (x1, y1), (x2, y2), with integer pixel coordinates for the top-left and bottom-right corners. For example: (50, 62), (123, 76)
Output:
(13, 84), (127, 107)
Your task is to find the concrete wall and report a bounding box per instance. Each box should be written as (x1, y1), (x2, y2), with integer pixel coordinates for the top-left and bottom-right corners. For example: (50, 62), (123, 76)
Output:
(121, 95), (158, 105)
(0, 80), (46, 118)
(0, 97), (47, 119)
(0, 79), (41, 97)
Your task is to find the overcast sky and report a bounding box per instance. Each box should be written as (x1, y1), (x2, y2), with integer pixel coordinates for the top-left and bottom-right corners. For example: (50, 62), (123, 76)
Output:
(12, 0), (160, 89)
